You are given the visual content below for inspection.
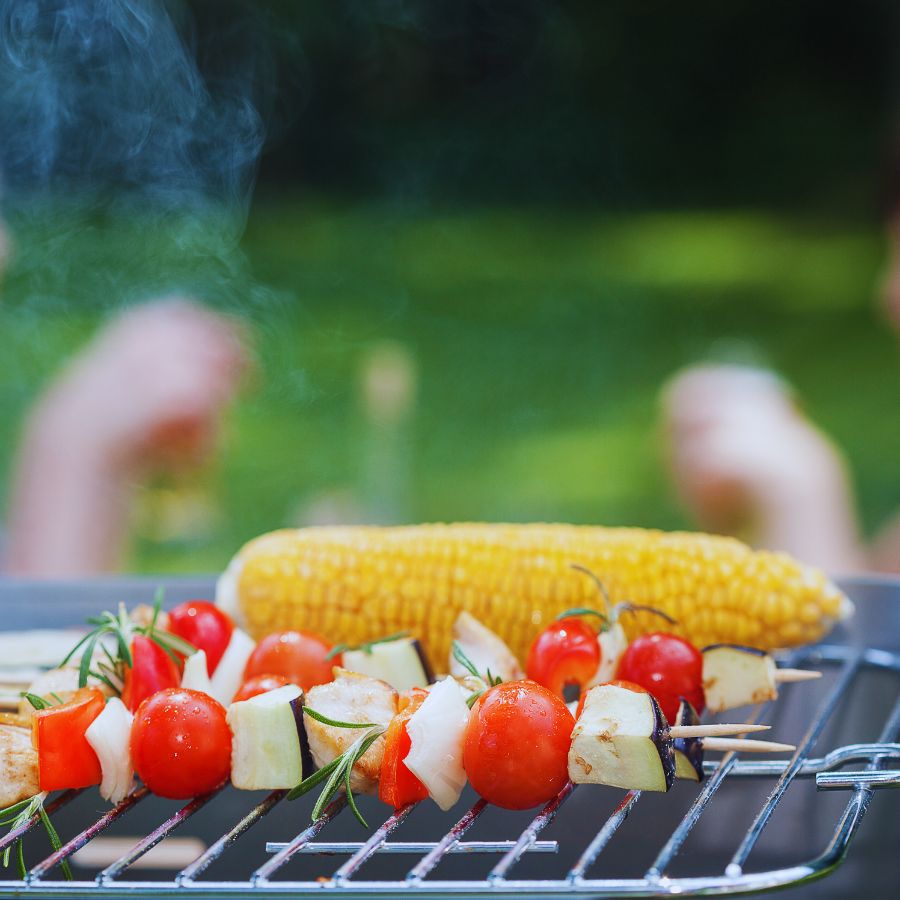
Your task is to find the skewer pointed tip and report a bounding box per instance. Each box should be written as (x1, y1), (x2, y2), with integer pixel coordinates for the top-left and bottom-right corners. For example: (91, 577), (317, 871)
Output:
(700, 737), (796, 753)
(669, 723), (770, 738)
(774, 668), (822, 683)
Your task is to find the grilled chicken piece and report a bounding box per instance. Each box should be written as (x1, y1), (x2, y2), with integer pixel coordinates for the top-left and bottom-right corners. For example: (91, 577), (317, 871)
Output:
(303, 669), (397, 795)
(0, 725), (39, 807)
(449, 612), (523, 683)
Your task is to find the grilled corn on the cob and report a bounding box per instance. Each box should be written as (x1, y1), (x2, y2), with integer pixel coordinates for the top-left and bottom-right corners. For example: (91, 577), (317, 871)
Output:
(217, 524), (852, 664)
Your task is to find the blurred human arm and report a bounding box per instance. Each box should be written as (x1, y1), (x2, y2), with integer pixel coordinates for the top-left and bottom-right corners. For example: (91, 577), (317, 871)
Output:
(5, 298), (248, 576)
(662, 364), (867, 574)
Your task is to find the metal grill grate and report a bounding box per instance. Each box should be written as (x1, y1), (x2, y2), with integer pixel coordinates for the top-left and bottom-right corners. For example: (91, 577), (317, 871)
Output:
(1, 642), (899, 898)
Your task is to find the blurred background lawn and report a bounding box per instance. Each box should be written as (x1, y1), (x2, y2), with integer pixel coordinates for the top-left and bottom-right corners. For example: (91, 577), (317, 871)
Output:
(2, 200), (894, 572)
(1, 2), (898, 572)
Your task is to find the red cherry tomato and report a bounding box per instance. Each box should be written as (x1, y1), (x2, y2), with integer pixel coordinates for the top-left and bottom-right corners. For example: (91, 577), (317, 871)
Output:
(167, 601), (234, 675)
(121, 635), (181, 713)
(616, 633), (705, 722)
(243, 631), (338, 692)
(526, 617), (600, 699)
(464, 681), (574, 810)
(232, 673), (291, 702)
(130, 688), (232, 799)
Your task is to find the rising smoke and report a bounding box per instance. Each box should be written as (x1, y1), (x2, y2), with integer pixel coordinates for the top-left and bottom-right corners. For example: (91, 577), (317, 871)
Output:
(0, 0), (269, 312)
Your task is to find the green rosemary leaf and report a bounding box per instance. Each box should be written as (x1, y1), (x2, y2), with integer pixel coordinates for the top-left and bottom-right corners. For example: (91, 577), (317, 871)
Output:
(355, 731), (385, 760)
(57, 630), (94, 669)
(48, 693), (65, 706)
(568, 563), (616, 616)
(451, 641), (481, 680)
(466, 690), (483, 709)
(38, 805), (72, 881)
(149, 636), (184, 668)
(149, 630), (196, 659)
(616, 602), (678, 625)
(323, 643), (347, 662)
(344, 758), (368, 828)
(78, 632), (100, 689)
(553, 606), (608, 624)
(100, 641), (118, 669)
(325, 631), (410, 661)
(360, 632), (409, 656)
(339, 730), (383, 827)
(21, 693), (50, 711)
(1, 794), (39, 873)
(15, 836), (24, 880)
(149, 588), (164, 636)
(311, 752), (352, 822)
(286, 756), (342, 801)
(88, 670), (119, 693)
(309, 729), (384, 824)
(302, 708), (380, 729)
(0, 799), (34, 821)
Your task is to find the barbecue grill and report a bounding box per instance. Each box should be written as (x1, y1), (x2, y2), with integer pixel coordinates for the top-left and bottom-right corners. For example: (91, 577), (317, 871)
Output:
(1, 576), (898, 898)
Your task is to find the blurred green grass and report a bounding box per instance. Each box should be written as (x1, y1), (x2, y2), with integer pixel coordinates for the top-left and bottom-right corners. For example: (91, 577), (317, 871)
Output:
(1, 197), (897, 573)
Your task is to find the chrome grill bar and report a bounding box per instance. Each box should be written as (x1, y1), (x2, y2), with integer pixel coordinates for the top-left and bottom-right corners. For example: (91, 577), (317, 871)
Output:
(405, 798), (487, 883)
(251, 795), (346, 884)
(487, 780), (573, 883)
(178, 789), (286, 884)
(0, 789), (82, 860)
(726, 651), (863, 876)
(97, 788), (222, 884)
(567, 789), (640, 883)
(332, 802), (417, 884)
(267, 839), (559, 855)
(27, 787), (149, 882)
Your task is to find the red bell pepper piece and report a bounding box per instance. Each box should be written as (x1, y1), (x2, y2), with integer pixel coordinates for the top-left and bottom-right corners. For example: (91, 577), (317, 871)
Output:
(379, 690), (429, 809)
(32, 688), (105, 791)
(121, 635), (181, 712)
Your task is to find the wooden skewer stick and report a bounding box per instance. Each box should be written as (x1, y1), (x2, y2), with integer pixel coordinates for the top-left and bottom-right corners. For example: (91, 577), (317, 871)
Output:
(774, 668), (822, 683)
(669, 723), (770, 738)
(700, 737), (796, 753)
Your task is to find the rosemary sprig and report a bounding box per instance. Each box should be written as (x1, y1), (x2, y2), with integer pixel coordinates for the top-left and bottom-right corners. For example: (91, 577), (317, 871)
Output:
(325, 632), (410, 661)
(554, 607), (610, 625)
(452, 642), (502, 708)
(21, 693), (51, 711)
(57, 591), (196, 692)
(302, 708), (380, 729)
(287, 711), (386, 827)
(566, 564), (678, 630)
(0, 794), (72, 880)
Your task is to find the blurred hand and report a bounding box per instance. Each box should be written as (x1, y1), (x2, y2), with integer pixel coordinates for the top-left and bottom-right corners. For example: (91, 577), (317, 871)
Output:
(662, 364), (863, 571)
(38, 298), (249, 472)
(7, 297), (250, 575)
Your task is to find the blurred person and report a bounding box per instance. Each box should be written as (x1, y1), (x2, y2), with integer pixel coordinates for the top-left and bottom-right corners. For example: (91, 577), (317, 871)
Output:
(2, 275), (248, 574)
(661, 144), (900, 576)
(662, 364), (866, 573)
